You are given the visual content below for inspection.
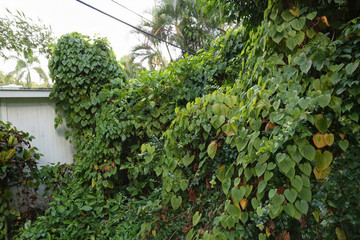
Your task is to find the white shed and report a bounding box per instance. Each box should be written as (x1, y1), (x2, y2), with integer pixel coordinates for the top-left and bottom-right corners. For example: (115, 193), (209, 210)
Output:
(0, 86), (74, 166)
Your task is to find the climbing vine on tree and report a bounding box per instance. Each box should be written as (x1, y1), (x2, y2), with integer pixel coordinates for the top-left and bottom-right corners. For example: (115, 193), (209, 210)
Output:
(17, 0), (360, 239)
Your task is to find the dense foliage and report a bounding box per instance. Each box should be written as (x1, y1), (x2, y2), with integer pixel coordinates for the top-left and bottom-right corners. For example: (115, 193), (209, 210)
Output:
(17, 0), (360, 239)
(0, 121), (41, 239)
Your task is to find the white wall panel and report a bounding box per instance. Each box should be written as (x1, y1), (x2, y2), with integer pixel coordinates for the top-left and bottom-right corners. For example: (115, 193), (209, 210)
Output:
(0, 97), (74, 166)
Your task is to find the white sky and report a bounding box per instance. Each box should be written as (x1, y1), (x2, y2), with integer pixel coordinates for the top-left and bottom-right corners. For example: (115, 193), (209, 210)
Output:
(0, 0), (156, 82)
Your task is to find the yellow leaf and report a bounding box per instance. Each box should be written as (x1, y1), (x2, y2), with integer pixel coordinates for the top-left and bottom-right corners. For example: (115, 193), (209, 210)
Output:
(94, 165), (98, 171)
(313, 133), (326, 148)
(240, 198), (248, 210)
(324, 133), (334, 146)
(266, 227), (271, 237)
(231, 195), (240, 209)
(336, 227), (346, 240)
(290, 8), (299, 17)
(91, 181), (96, 187)
(312, 211), (320, 222)
(152, 230), (156, 237)
(321, 16), (330, 27)
(5, 148), (15, 162)
(217, 165), (226, 182)
(313, 167), (330, 180)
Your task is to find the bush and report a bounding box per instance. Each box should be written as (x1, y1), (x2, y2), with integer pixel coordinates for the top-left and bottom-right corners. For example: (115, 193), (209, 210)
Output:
(0, 121), (41, 239)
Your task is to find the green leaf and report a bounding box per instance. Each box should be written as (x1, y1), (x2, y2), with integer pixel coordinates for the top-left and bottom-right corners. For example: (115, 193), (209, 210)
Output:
(306, 11), (317, 20)
(264, 171), (274, 181)
(284, 203), (295, 217)
(298, 187), (312, 202)
(268, 189), (277, 199)
(298, 98), (310, 109)
(349, 113), (359, 122)
(290, 17), (306, 30)
(284, 189), (297, 203)
(295, 199), (308, 214)
(338, 140), (349, 151)
(299, 144), (316, 161)
(291, 175), (303, 192)
(231, 187), (245, 203)
(345, 61), (359, 75)
(192, 211), (202, 226)
(272, 194), (285, 206)
(203, 124), (211, 133)
(299, 162), (312, 177)
(183, 153), (195, 167)
(294, 31), (305, 45)
(314, 114), (330, 133)
(180, 180), (189, 191)
(81, 205), (93, 211)
(207, 141), (217, 159)
(58, 205), (66, 213)
(318, 94), (331, 108)
(257, 180), (267, 194)
(211, 115), (226, 129)
(171, 195), (182, 210)
(315, 150), (333, 170)
(300, 59), (312, 74)
(272, 32), (284, 44)
(281, 10), (295, 21)
(286, 37), (297, 51)
(227, 204), (240, 218)
(255, 163), (267, 177)
(306, 29), (315, 38)
(222, 179), (231, 195)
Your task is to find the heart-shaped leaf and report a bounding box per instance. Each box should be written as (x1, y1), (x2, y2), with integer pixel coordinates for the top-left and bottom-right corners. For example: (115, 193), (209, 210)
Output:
(299, 162), (312, 177)
(222, 179), (231, 195)
(290, 17), (306, 30)
(284, 189), (298, 203)
(207, 140), (217, 159)
(345, 61), (359, 75)
(299, 144), (316, 161)
(264, 171), (274, 181)
(295, 200), (309, 214)
(314, 114), (330, 133)
(182, 153), (195, 167)
(231, 187), (244, 203)
(272, 194), (285, 207)
(171, 195), (182, 210)
(203, 124), (211, 133)
(192, 211), (202, 226)
(313, 133), (326, 148)
(313, 167), (330, 180)
(324, 133), (334, 146)
(339, 139), (349, 151)
(286, 37), (297, 51)
(255, 163), (267, 177)
(291, 175), (303, 192)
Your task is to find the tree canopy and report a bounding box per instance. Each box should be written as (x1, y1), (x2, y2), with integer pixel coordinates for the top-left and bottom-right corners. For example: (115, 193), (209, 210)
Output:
(0, 9), (53, 60)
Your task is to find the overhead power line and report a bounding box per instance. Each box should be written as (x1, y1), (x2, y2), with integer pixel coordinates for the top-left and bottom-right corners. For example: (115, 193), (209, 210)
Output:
(75, 0), (197, 55)
(110, 0), (154, 25)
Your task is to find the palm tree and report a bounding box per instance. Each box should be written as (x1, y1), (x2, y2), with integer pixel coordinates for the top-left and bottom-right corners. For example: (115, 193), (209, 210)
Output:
(0, 70), (18, 86)
(7, 55), (50, 87)
(131, 42), (168, 71)
(132, 0), (224, 66)
(119, 54), (146, 78)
